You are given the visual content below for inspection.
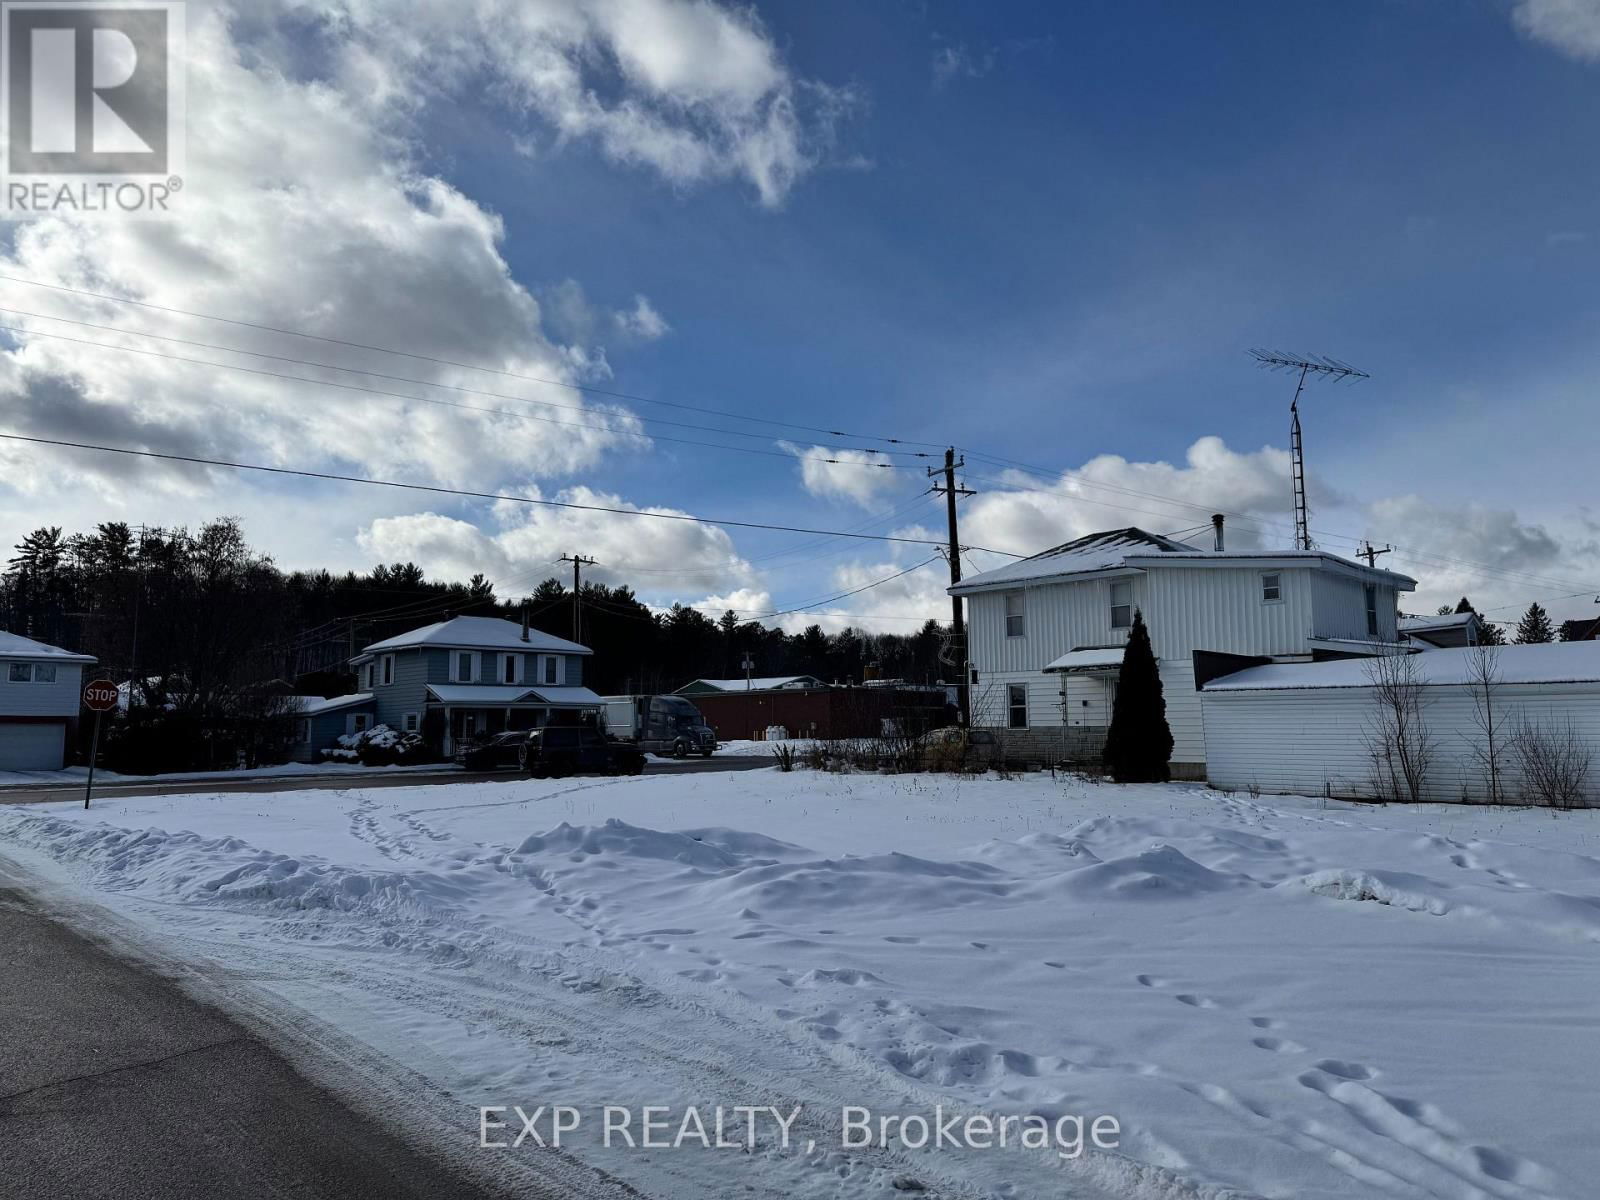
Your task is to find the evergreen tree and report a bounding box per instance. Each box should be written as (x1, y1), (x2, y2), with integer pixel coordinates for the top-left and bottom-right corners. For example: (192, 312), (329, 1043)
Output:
(1478, 621), (1505, 646)
(1514, 601), (1555, 644)
(1103, 609), (1173, 783)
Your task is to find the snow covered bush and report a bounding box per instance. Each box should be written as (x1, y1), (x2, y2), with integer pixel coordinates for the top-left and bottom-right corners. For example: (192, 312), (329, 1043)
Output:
(322, 724), (433, 766)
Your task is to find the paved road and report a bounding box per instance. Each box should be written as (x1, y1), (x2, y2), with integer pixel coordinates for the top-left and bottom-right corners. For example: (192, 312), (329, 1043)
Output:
(0, 755), (772, 806)
(0, 876), (524, 1200)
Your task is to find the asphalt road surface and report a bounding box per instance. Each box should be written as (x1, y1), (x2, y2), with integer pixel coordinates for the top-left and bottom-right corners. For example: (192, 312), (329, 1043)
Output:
(0, 755), (772, 806)
(0, 876), (525, 1200)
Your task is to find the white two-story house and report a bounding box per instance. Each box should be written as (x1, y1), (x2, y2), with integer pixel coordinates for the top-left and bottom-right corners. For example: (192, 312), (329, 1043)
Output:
(950, 525), (1417, 777)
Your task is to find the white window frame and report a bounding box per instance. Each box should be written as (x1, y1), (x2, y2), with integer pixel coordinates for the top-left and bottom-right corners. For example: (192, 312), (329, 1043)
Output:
(33, 663), (55, 683)
(502, 653), (521, 685)
(543, 655), (559, 686)
(350, 712), (372, 734)
(1260, 572), (1282, 604)
(403, 711), (420, 734)
(360, 663), (372, 691)
(7, 662), (30, 682)
(380, 654), (395, 686)
(1003, 591), (1025, 638)
(1007, 683), (1028, 729)
(1365, 584), (1380, 637)
(451, 650), (478, 683)
(1109, 580), (1133, 630)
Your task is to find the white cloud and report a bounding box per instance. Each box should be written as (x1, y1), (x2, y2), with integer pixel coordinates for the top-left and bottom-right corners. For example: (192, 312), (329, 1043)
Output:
(299, 0), (851, 207)
(779, 442), (901, 507)
(615, 295), (671, 341)
(359, 485), (759, 599)
(1512, 0), (1600, 62)
(932, 43), (995, 88)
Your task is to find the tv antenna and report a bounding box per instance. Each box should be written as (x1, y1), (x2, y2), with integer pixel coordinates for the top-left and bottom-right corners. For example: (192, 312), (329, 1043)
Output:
(1248, 350), (1369, 550)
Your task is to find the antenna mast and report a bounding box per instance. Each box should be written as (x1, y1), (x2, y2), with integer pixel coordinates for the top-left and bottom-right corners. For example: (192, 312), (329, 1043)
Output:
(1248, 350), (1370, 550)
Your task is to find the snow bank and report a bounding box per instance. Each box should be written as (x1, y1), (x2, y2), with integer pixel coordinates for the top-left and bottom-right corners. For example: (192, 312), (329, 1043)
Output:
(2, 774), (1595, 1200)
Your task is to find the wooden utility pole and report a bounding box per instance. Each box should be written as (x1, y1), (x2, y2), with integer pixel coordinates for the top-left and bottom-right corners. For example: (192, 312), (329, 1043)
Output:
(558, 554), (597, 644)
(929, 448), (976, 725)
(1357, 541), (1392, 569)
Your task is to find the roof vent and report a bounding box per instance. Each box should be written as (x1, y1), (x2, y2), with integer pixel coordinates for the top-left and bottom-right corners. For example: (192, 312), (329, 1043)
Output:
(1211, 514), (1225, 552)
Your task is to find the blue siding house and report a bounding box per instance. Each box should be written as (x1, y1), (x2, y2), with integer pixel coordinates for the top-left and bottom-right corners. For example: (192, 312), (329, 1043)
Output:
(287, 692), (376, 762)
(347, 615), (599, 757)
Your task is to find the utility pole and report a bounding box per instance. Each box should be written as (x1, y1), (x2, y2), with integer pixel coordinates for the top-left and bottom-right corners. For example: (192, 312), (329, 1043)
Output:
(929, 448), (976, 725)
(558, 554), (596, 644)
(741, 652), (755, 691)
(1357, 540), (1392, 569)
(1248, 350), (1370, 551)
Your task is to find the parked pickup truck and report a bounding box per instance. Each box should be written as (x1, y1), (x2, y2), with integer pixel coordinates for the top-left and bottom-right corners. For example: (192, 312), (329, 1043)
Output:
(601, 694), (718, 758)
(518, 726), (645, 778)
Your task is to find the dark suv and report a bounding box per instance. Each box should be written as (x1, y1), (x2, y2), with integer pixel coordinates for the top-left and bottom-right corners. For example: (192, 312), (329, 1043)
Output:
(518, 727), (645, 778)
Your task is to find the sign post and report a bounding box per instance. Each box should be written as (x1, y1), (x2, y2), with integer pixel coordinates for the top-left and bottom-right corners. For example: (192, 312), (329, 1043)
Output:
(81, 678), (118, 810)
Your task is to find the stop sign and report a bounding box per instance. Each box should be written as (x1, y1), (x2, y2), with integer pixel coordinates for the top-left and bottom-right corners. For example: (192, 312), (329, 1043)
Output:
(83, 679), (119, 712)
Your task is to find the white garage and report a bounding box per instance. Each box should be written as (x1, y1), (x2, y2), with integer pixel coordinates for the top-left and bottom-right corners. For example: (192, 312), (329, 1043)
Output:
(1201, 641), (1600, 805)
(0, 722), (67, 771)
(0, 630), (97, 772)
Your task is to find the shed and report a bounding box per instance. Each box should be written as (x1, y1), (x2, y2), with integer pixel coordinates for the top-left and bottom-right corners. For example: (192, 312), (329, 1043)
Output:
(1201, 642), (1600, 804)
(288, 693), (376, 762)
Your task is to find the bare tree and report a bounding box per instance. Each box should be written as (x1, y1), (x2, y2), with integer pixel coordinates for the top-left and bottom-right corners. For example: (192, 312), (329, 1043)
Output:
(1510, 714), (1593, 810)
(1362, 649), (1436, 803)
(1464, 643), (1508, 805)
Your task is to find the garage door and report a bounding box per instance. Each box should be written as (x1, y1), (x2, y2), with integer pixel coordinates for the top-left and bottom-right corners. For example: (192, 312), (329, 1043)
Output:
(0, 722), (66, 771)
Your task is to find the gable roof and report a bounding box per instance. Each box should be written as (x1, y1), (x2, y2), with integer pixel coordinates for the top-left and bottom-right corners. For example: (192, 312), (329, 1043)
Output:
(0, 630), (96, 663)
(292, 692), (374, 716)
(1560, 617), (1600, 642)
(951, 526), (1416, 595)
(1205, 641), (1600, 691)
(355, 616), (590, 660)
(1399, 612), (1480, 633)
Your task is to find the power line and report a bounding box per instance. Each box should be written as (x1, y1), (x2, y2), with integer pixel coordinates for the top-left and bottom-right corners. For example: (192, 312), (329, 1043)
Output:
(0, 273), (943, 449)
(0, 431), (1026, 555)
(0, 304), (931, 460)
(0, 321), (924, 473)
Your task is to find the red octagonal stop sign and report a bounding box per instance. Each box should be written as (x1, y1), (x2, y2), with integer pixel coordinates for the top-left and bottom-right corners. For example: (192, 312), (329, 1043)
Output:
(83, 679), (119, 712)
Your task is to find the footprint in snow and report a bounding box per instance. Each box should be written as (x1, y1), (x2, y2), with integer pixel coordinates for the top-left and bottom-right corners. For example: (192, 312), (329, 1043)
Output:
(1135, 973), (1165, 988)
(1251, 1035), (1307, 1054)
(1174, 993), (1216, 1009)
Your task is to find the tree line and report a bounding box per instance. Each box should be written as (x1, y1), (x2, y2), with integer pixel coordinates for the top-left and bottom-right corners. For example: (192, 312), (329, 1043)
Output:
(1, 519), (960, 706)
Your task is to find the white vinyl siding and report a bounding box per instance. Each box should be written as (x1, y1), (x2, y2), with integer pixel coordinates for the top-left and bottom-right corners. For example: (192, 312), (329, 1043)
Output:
(0, 660), (86, 717)
(1203, 681), (1600, 803)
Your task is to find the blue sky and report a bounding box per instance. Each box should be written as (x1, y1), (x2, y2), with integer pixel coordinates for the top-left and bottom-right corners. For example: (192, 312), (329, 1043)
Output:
(3, 0), (1598, 630)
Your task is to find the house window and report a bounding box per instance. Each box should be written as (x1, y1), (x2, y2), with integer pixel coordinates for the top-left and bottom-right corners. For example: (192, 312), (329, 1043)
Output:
(1110, 581), (1133, 630)
(543, 655), (558, 685)
(1004, 591), (1025, 638)
(351, 713), (372, 734)
(360, 663), (372, 690)
(7, 663), (30, 682)
(503, 654), (518, 684)
(33, 663), (55, 683)
(381, 655), (394, 686)
(1261, 573), (1282, 603)
(403, 712), (419, 733)
(1365, 584), (1380, 637)
(454, 651), (476, 683)
(1007, 683), (1028, 729)
(294, 718), (310, 743)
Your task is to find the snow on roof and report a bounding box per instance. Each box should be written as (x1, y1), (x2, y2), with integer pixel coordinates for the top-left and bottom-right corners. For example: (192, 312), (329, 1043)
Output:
(292, 693), (374, 716)
(1399, 612), (1479, 632)
(357, 616), (590, 658)
(1205, 642), (1600, 692)
(679, 675), (823, 693)
(1042, 647), (1126, 673)
(952, 528), (1199, 592)
(951, 527), (1415, 594)
(0, 630), (95, 663)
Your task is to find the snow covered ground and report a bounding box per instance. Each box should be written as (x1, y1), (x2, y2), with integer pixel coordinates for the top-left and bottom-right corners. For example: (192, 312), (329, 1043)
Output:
(1, 770), (1595, 1200)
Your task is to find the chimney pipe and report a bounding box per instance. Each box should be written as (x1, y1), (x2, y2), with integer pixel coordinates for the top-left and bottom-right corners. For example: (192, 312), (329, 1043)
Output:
(521, 602), (530, 642)
(1211, 513), (1225, 552)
